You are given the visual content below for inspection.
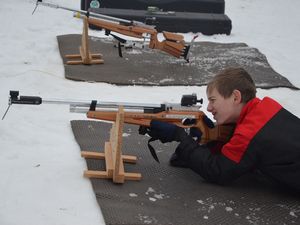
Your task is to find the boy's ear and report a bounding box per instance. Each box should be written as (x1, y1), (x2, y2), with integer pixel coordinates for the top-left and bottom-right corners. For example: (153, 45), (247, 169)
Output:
(232, 89), (242, 104)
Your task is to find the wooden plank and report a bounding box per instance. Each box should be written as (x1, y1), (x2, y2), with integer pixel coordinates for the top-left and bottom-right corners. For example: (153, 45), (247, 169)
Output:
(104, 142), (114, 178)
(113, 155), (125, 183)
(66, 60), (85, 65)
(83, 170), (109, 179)
(122, 155), (137, 163)
(81, 150), (136, 162)
(112, 106), (125, 183)
(81, 151), (105, 159)
(65, 54), (81, 58)
(91, 59), (104, 64)
(90, 53), (103, 58)
(124, 172), (142, 181)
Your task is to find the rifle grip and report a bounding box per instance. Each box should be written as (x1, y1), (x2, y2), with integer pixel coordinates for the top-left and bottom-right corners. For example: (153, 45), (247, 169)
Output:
(200, 124), (234, 144)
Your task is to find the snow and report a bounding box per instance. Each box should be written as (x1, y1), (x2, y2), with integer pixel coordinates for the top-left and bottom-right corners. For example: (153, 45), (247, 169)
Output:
(0, 0), (300, 224)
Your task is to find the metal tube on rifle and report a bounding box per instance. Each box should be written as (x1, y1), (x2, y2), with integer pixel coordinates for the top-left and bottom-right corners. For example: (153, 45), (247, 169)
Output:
(35, 0), (153, 28)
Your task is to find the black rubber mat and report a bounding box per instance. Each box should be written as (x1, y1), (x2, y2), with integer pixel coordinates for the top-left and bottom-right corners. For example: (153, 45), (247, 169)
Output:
(57, 34), (299, 89)
(71, 120), (300, 225)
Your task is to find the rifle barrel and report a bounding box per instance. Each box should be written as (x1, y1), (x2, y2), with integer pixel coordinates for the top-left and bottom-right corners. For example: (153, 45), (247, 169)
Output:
(69, 103), (201, 113)
(11, 96), (163, 109)
(37, 0), (153, 28)
(44, 99), (162, 109)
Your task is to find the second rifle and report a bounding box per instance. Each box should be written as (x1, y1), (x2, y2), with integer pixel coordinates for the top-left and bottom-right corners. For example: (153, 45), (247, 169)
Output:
(33, 0), (193, 61)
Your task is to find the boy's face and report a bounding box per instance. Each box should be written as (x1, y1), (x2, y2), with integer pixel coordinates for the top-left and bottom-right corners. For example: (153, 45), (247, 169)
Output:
(206, 87), (243, 125)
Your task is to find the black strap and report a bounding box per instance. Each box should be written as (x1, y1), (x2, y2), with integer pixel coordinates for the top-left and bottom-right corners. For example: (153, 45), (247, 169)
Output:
(147, 137), (160, 163)
(138, 126), (160, 163)
(118, 42), (123, 58)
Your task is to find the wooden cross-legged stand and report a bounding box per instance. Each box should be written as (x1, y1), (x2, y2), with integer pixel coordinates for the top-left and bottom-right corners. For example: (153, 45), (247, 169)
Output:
(65, 16), (104, 65)
(81, 106), (142, 184)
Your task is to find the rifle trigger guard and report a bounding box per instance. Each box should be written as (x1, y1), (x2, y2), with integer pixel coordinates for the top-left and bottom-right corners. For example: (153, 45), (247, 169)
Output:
(182, 118), (196, 126)
(89, 100), (97, 111)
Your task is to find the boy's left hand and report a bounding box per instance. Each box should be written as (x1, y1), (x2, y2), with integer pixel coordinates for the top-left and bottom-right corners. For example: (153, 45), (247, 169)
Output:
(139, 120), (187, 143)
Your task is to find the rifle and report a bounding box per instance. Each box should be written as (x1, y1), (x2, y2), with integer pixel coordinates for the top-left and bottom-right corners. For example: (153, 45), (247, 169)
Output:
(4, 91), (234, 162)
(33, 0), (192, 61)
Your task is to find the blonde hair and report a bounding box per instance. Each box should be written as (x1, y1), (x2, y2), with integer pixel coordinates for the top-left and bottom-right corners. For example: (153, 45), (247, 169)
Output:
(207, 67), (256, 103)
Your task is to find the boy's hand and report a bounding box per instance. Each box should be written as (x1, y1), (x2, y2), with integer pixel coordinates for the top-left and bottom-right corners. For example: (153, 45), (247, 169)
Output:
(184, 115), (215, 142)
(139, 120), (187, 143)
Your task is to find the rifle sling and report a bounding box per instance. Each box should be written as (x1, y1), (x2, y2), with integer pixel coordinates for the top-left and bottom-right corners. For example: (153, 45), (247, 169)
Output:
(147, 137), (160, 163)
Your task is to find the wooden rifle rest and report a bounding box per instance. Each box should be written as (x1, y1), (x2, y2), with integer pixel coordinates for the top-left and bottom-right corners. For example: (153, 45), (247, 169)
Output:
(81, 106), (142, 183)
(65, 16), (104, 65)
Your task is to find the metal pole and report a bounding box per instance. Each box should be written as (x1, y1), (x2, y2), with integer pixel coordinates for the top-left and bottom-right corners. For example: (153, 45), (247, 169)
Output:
(41, 98), (162, 108)
(36, 0), (153, 28)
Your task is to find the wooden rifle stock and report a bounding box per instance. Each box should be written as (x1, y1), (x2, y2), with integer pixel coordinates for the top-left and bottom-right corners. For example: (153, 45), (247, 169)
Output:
(86, 17), (189, 59)
(86, 110), (234, 144)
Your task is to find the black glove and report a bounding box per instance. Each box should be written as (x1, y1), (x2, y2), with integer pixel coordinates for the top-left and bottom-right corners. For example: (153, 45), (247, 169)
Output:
(169, 115), (215, 167)
(169, 149), (189, 168)
(139, 120), (187, 143)
(184, 115), (215, 142)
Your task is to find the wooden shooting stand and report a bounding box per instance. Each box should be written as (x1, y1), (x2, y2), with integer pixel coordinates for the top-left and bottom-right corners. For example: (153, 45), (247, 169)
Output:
(65, 16), (104, 65)
(81, 106), (142, 183)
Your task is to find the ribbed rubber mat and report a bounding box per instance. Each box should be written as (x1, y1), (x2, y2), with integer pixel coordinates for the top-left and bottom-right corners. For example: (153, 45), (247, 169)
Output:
(57, 34), (298, 89)
(71, 120), (300, 225)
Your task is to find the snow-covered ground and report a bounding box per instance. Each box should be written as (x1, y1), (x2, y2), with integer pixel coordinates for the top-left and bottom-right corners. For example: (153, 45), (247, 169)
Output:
(0, 0), (299, 224)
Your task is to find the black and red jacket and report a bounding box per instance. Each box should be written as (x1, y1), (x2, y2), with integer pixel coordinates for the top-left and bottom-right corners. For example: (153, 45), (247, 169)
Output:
(177, 97), (300, 191)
